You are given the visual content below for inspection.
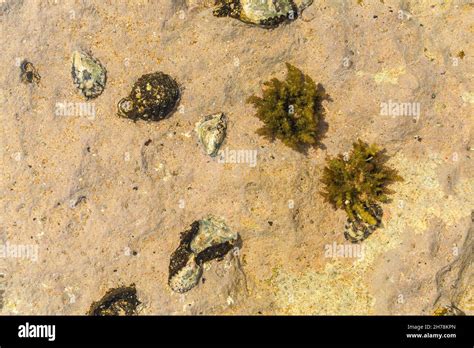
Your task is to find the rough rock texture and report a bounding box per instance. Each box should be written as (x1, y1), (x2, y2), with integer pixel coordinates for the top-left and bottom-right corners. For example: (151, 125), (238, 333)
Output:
(0, 0), (472, 314)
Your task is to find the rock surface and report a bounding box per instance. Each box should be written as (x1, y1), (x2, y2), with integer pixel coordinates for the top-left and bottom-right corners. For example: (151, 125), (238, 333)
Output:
(0, 0), (472, 314)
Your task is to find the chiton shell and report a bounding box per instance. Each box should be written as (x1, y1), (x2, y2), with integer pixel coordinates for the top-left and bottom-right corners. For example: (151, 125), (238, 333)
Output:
(71, 50), (107, 99)
(168, 217), (240, 293)
(213, 0), (313, 28)
(88, 285), (141, 316)
(195, 113), (227, 157)
(344, 203), (383, 243)
(118, 72), (180, 122)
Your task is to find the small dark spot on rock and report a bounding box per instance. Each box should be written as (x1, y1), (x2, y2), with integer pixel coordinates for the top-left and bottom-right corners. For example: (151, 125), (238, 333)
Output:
(431, 93), (436, 99)
(20, 60), (40, 85)
(133, 186), (138, 191)
(268, 221), (273, 226)
(86, 146), (91, 152)
(72, 196), (87, 207)
(132, 251), (138, 256)
(144, 139), (152, 146)
(373, 15), (378, 18)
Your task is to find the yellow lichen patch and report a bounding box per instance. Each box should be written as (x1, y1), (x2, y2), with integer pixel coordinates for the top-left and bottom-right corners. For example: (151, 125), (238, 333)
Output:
(434, 101), (447, 114)
(433, 307), (449, 316)
(268, 261), (375, 315)
(374, 66), (406, 85)
(459, 286), (474, 312)
(408, 0), (454, 13)
(3, 299), (20, 314)
(462, 92), (474, 104)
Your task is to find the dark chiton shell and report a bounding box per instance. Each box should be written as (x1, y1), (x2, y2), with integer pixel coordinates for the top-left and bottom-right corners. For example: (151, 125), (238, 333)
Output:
(118, 72), (180, 122)
(88, 285), (141, 316)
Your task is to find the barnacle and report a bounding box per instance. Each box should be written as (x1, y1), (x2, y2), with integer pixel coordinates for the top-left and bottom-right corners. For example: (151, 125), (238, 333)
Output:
(320, 140), (403, 242)
(247, 63), (326, 153)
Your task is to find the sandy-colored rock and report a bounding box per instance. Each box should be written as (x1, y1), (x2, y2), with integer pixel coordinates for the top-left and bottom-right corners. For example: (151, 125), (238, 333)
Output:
(0, 0), (472, 315)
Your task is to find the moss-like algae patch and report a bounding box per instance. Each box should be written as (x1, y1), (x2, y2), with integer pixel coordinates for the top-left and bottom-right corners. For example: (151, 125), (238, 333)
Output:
(320, 140), (402, 241)
(247, 63), (327, 153)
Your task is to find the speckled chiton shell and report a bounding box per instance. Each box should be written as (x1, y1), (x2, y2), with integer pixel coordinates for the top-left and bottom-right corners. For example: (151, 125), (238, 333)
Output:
(118, 72), (180, 122)
(168, 255), (203, 293)
(168, 217), (239, 293)
(71, 50), (107, 99)
(344, 204), (383, 243)
(195, 113), (227, 157)
(213, 0), (313, 28)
